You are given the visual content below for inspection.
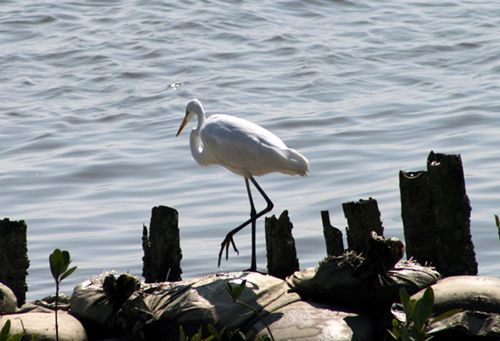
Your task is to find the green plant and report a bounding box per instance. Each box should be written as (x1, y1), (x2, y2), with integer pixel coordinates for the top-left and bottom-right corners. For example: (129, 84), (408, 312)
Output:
(49, 249), (77, 341)
(389, 286), (460, 341)
(0, 319), (38, 341)
(179, 325), (214, 341)
(223, 280), (274, 341)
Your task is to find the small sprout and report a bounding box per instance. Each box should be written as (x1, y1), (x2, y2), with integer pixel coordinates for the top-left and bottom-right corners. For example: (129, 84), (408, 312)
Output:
(223, 280), (275, 341)
(49, 249), (77, 341)
(238, 330), (253, 341)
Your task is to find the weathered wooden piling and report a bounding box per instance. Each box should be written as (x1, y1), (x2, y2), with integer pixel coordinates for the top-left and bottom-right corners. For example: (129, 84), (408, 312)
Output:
(427, 151), (477, 276)
(142, 206), (182, 282)
(343, 198), (384, 255)
(321, 210), (344, 257)
(399, 170), (439, 266)
(265, 210), (299, 280)
(0, 218), (29, 306)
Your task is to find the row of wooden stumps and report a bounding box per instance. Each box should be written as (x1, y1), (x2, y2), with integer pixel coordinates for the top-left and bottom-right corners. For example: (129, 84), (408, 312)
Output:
(0, 151), (478, 307)
(142, 151), (477, 284)
(141, 205), (300, 281)
(324, 151), (477, 277)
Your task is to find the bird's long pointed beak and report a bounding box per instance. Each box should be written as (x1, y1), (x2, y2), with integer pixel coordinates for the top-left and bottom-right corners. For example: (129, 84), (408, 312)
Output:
(176, 116), (188, 137)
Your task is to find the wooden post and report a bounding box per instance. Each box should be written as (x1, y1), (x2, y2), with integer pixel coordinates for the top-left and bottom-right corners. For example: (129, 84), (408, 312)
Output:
(265, 210), (299, 279)
(321, 211), (344, 257)
(142, 206), (182, 282)
(0, 219), (29, 306)
(399, 170), (439, 266)
(427, 151), (477, 276)
(342, 198), (383, 254)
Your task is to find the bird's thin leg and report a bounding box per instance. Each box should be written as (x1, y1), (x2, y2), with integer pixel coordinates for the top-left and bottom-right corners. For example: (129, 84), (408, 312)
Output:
(246, 178), (257, 271)
(218, 176), (274, 270)
(222, 179), (255, 260)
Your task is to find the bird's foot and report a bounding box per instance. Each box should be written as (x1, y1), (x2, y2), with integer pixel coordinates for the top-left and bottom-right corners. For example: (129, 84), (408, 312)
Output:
(217, 234), (239, 267)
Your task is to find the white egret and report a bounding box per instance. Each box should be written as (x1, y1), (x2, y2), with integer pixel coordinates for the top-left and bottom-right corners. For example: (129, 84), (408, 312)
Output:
(176, 99), (308, 271)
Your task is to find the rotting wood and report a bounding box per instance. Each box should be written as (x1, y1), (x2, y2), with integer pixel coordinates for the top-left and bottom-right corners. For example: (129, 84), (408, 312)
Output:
(0, 218), (29, 306)
(265, 210), (299, 279)
(427, 151), (477, 277)
(399, 170), (439, 266)
(142, 206), (182, 282)
(321, 210), (344, 257)
(342, 198), (383, 255)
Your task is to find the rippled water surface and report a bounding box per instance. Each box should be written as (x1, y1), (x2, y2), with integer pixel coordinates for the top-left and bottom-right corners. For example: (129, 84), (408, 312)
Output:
(1, 0), (499, 300)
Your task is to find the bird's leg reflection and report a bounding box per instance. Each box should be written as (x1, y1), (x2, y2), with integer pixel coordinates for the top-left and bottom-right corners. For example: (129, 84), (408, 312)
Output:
(218, 176), (274, 271)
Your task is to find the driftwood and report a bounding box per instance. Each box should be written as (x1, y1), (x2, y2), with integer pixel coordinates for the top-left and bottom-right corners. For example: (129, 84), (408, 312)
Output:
(0, 218), (29, 306)
(265, 210), (299, 279)
(142, 206), (182, 282)
(321, 210), (344, 257)
(343, 198), (384, 254)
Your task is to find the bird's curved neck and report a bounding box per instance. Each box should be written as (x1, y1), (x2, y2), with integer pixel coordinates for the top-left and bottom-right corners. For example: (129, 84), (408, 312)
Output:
(189, 108), (210, 166)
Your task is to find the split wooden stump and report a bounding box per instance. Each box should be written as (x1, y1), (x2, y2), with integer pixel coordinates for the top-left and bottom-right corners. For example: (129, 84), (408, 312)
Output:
(343, 198), (384, 254)
(265, 210), (299, 279)
(400, 151), (477, 277)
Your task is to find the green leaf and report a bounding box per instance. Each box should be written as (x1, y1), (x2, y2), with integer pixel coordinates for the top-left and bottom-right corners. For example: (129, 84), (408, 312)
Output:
(408, 299), (418, 321)
(239, 330), (253, 341)
(179, 325), (186, 341)
(231, 285), (243, 300)
(0, 319), (11, 340)
(7, 334), (23, 341)
(207, 324), (219, 339)
(399, 287), (412, 317)
(224, 280), (247, 301)
(238, 280), (247, 291)
(60, 266), (77, 282)
(190, 330), (201, 341)
(225, 328), (238, 338)
(62, 250), (70, 266)
(430, 309), (461, 324)
(223, 281), (232, 294)
(49, 249), (64, 280)
(387, 329), (399, 341)
(414, 287), (434, 332)
(58, 251), (71, 275)
(50, 249), (75, 284)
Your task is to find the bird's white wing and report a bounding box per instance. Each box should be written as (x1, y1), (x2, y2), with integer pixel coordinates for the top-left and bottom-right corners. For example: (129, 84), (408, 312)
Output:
(200, 114), (307, 177)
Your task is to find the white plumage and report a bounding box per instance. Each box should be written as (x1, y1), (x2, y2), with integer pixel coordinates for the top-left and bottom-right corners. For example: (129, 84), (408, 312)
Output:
(176, 99), (308, 270)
